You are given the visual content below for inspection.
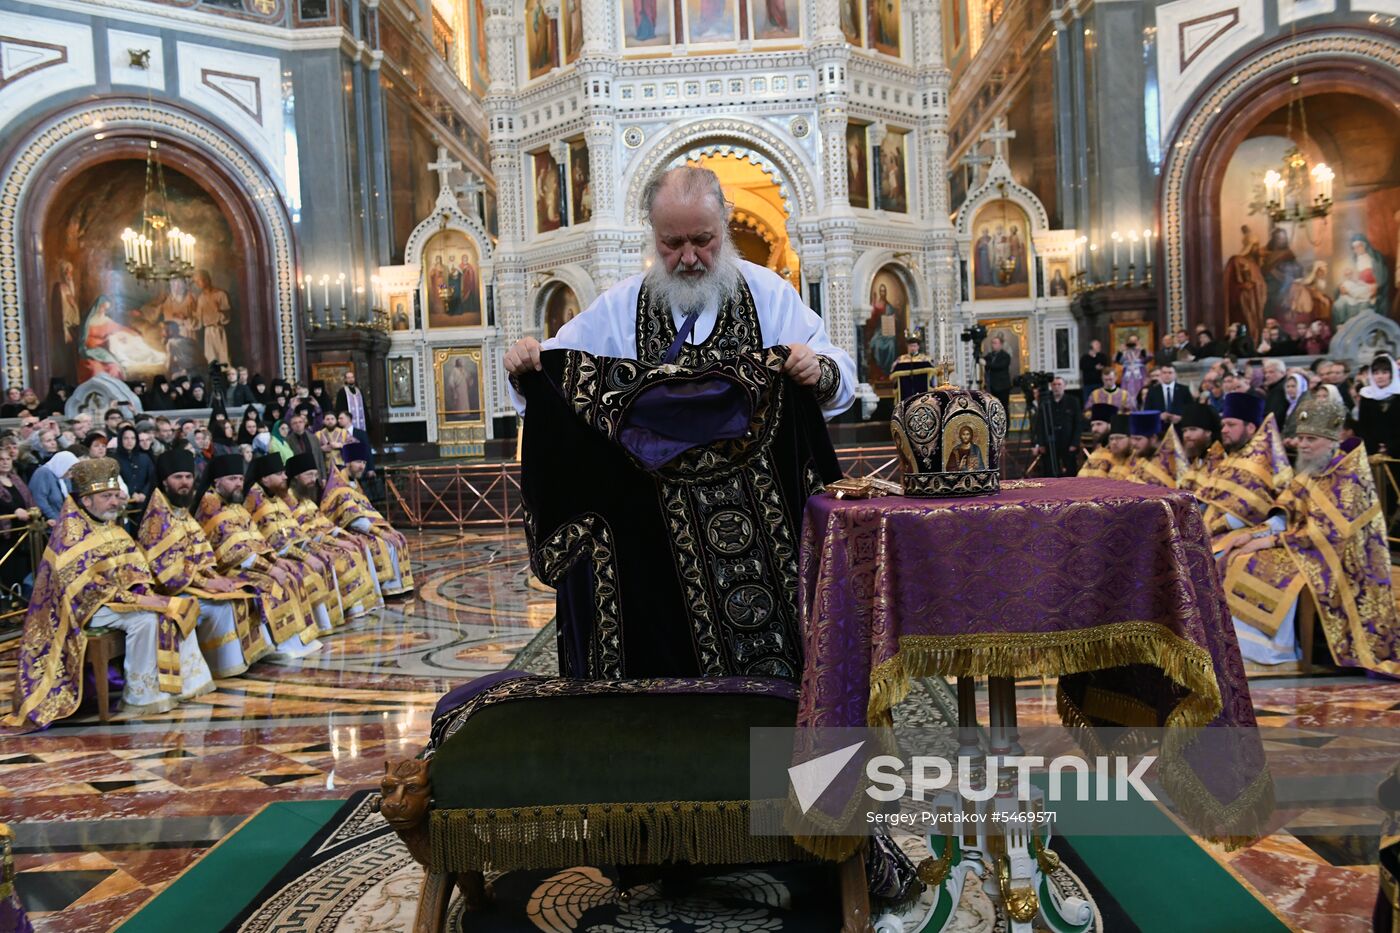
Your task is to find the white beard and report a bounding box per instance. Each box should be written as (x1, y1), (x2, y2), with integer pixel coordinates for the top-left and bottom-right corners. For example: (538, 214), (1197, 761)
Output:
(1296, 446), (1336, 477)
(642, 235), (742, 316)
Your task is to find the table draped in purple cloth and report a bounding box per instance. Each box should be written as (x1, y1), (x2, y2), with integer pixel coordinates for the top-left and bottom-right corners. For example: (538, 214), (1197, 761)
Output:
(793, 478), (1271, 857)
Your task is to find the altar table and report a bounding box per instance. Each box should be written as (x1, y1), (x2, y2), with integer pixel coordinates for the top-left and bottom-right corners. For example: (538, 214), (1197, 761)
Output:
(793, 478), (1269, 851)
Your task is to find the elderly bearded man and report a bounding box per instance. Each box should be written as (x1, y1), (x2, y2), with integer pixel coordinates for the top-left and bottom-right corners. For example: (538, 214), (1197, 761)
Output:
(247, 454), (379, 624)
(195, 454), (324, 658)
(502, 165), (853, 681)
(285, 452), (385, 613)
(7, 458), (213, 729)
(322, 440), (414, 596)
(138, 450), (271, 678)
(504, 166), (854, 415)
(1217, 393), (1400, 673)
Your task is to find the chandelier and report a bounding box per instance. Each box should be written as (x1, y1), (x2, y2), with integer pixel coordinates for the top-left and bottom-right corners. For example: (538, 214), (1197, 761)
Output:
(1260, 76), (1333, 224)
(120, 49), (196, 282)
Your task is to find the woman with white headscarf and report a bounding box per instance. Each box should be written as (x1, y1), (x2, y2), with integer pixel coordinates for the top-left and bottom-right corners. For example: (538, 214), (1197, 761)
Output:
(1281, 372), (1312, 440)
(28, 450), (78, 523)
(1358, 355), (1400, 458)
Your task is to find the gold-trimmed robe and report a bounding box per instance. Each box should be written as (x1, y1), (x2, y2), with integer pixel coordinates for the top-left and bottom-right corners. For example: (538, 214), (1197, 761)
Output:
(1199, 414), (1293, 542)
(138, 488), (270, 675)
(1078, 447), (1125, 479)
(7, 497), (198, 729)
(291, 494), (384, 616)
(1224, 445), (1400, 675)
(1180, 442), (1226, 499)
(322, 469), (414, 594)
(245, 485), (341, 630)
(1127, 426), (1187, 490)
(194, 492), (318, 646)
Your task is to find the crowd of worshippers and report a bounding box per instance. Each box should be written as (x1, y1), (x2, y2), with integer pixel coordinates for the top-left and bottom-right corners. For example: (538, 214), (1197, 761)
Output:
(3, 435), (414, 730)
(1036, 351), (1384, 477)
(1074, 351), (1400, 676)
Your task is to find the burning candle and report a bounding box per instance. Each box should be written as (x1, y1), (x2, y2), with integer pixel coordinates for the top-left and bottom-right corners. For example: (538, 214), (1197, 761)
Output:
(1111, 231), (1122, 267)
(321, 275), (330, 311)
(304, 275), (312, 308)
(1143, 230), (1153, 275)
(337, 273), (346, 308)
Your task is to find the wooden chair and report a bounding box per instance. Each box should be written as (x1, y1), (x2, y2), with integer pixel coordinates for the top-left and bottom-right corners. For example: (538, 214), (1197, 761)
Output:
(1297, 592), (1318, 675)
(84, 628), (125, 722)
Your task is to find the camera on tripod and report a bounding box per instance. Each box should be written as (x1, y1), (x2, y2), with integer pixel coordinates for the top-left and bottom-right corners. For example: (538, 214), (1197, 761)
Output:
(1013, 370), (1055, 399)
(959, 324), (988, 345)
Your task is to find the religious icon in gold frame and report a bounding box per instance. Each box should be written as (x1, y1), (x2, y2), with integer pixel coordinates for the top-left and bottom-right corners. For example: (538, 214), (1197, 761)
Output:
(434, 347), (485, 425)
(387, 356), (415, 407)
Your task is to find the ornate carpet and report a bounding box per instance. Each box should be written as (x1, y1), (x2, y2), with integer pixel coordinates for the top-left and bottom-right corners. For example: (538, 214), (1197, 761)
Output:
(223, 791), (1120, 933)
(222, 621), (1117, 932)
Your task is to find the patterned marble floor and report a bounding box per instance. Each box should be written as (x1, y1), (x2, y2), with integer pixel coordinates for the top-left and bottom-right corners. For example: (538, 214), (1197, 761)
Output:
(0, 529), (1392, 932)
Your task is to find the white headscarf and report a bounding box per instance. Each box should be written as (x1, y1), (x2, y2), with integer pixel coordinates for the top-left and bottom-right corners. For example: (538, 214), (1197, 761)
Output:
(41, 451), (79, 496)
(1361, 356), (1400, 401)
(1284, 373), (1310, 417)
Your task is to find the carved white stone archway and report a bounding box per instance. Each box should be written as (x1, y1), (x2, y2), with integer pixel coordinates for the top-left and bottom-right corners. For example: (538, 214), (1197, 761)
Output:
(621, 117), (821, 225)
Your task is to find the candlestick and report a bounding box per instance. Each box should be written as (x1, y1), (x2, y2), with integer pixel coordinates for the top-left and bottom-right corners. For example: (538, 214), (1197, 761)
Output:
(1128, 232), (1138, 271)
(1089, 243), (1099, 284)
(337, 273), (346, 309)
(303, 275), (311, 309)
(1143, 230), (1153, 277)
(1111, 231), (1122, 267)
(321, 275), (330, 312)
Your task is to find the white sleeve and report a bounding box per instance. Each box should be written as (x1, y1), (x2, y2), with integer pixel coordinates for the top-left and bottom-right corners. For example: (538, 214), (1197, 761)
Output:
(746, 265), (856, 419)
(351, 517), (373, 532)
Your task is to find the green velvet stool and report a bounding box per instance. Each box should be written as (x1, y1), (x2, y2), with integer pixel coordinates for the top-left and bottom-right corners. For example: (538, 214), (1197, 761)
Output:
(379, 683), (873, 933)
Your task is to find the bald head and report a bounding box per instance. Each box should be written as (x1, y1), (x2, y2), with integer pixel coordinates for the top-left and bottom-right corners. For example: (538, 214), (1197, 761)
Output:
(642, 166), (729, 227)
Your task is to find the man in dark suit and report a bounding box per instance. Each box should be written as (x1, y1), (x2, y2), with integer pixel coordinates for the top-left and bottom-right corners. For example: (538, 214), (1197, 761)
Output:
(983, 335), (1012, 415)
(1143, 364), (1190, 425)
(1033, 377), (1081, 476)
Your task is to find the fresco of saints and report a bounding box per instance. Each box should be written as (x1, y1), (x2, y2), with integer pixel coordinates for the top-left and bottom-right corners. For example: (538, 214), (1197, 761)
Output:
(51, 260), (80, 344)
(866, 282), (900, 379)
(1224, 224), (1267, 337)
(447, 255), (464, 316)
(878, 134), (906, 213)
(944, 424), (985, 472)
(565, 0), (583, 61)
(445, 357), (480, 420)
(458, 254), (481, 321)
(634, 0), (658, 41)
(761, 0), (788, 31)
(194, 270), (232, 366)
(536, 155), (562, 232)
(429, 255), (448, 318)
(839, 0), (860, 42)
(691, 0), (732, 40)
(1006, 224), (1028, 284)
(1050, 268), (1069, 297)
(974, 227), (993, 285)
(77, 296), (167, 380)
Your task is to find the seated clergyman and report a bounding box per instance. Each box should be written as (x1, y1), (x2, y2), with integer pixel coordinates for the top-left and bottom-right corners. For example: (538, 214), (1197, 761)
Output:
(195, 454), (324, 659)
(137, 449), (271, 678)
(1177, 403), (1224, 498)
(1197, 393), (1293, 545)
(247, 453), (378, 623)
(1079, 412), (1132, 479)
(284, 452), (385, 614)
(1217, 393), (1400, 673)
(244, 454), (345, 633)
(7, 458), (213, 729)
(321, 440), (414, 596)
(1125, 410), (1185, 489)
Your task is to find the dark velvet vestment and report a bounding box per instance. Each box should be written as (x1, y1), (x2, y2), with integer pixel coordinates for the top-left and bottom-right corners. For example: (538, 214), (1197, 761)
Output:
(516, 347), (841, 681)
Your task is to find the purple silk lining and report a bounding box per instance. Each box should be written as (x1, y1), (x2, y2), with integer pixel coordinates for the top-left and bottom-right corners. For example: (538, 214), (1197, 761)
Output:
(617, 377), (753, 470)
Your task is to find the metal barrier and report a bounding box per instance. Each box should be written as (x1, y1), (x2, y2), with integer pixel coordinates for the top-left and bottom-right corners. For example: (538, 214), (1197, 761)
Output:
(1372, 455), (1400, 547)
(383, 445), (906, 530)
(0, 515), (43, 627)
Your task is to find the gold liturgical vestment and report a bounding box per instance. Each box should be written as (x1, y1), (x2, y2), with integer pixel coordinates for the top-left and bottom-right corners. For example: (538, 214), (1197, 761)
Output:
(249, 484), (378, 623)
(1223, 445), (1400, 675)
(322, 469), (414, 595)
(138, 488), (270, 676)
(1198, 414), (1293, 541)
(195, 492), (319, 647)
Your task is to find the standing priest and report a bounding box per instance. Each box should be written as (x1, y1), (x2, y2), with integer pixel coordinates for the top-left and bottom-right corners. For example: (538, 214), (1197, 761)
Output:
(138, 450), (271, 678)
(7, 458), (213, 729)
(502, 165), (854, 680)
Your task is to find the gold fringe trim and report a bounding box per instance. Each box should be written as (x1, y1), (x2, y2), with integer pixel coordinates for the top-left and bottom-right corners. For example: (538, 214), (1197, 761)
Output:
(1057, 689), (1276, 850)
(865, 623), (1223, 731)
(428, 799), (812, 874)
